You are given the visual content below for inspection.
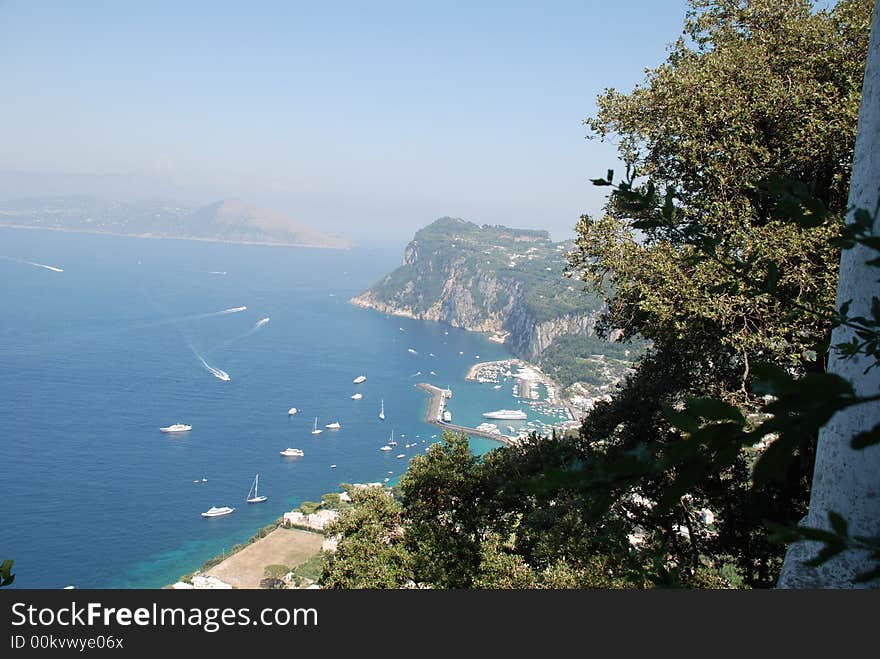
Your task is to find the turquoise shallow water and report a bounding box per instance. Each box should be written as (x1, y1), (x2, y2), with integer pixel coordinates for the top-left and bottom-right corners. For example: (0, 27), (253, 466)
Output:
(0, 228), (521, 589)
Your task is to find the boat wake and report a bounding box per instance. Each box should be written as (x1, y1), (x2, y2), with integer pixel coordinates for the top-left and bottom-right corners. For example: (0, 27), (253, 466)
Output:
(188, 343), (230, 381)
(219, 306), (247, 314)
(3, 256), (65, 272)
(216, 316), (270, 350)
(198, 354), (230, 381)
(27, 261), (64, 272)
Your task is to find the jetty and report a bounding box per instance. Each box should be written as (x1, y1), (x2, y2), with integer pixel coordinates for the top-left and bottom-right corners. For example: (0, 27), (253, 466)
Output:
(415, 383), (519, 446)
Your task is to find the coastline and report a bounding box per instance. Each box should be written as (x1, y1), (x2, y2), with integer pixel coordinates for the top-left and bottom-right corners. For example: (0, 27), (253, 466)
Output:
(0, 223), (352, 250)
(174, 358), (581, 589)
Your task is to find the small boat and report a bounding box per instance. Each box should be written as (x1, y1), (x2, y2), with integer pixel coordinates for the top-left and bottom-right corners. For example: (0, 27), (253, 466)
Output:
(353, 375), (367, 384)
(379, 399), (385, 421)
(193, 480), (200, 483)
(160, 423), (192, 433)
(325, 421), (341, 429)
(246, 473), (268, 504)
(388, 430), (397, 446)
(494, 385), (502, 390)
(311, 417), (323, 435)
(396, 454), (405, 459)
(408, 348), (418, 354)
(379, 445), (392, 451)
(201, 506), (234, 518)
(330, 464), (337, 468)
(201, 478), (208, 483)
(429, 353), (435, 357)
(280, 447), (304, 457)
(287, 407), (298, 415)
(351, 393), (363, 400)
(384, 477), (390, 482)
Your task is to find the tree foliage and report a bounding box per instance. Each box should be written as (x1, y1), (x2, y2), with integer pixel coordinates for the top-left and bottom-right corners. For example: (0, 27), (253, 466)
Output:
(321, 488), (412, 589)
(321, 0), (875, 589)
(560, 0), (874, 586)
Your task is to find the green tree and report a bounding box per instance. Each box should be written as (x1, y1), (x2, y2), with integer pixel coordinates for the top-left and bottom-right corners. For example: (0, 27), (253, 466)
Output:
(299, 501), (320, 515)
(562, 0), (874, 586)
(0, 560), (13, 588)
(398, 432), (483, 587)
(321, 488), (412, 589)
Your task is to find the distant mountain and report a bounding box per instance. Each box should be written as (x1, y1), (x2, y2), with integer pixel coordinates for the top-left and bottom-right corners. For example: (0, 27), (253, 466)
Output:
(0, 195), (351, 249)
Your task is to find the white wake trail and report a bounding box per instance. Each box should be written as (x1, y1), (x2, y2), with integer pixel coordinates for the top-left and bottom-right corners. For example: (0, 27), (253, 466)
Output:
(27, 261), (64, 272)
(195, 352), (231, 381)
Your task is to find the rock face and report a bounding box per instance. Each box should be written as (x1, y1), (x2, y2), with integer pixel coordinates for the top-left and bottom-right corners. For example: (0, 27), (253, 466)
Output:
(350, 218), (604, 362)
(505, 308), (602, 362)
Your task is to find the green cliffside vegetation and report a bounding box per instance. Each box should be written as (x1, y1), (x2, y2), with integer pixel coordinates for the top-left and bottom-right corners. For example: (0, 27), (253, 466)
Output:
(351, 216), (642, 388)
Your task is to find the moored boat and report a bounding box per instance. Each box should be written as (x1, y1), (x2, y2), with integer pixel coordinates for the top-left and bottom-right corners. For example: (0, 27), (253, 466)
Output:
(201, 506), (234, 518)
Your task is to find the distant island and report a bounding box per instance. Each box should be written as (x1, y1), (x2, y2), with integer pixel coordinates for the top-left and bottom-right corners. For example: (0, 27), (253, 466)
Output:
(351, 217), (645, 398)
(0, 196), (352, 249)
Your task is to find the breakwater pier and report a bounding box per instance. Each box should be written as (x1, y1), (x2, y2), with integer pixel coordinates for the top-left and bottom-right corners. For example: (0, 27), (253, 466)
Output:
(415, 382), (518, 446)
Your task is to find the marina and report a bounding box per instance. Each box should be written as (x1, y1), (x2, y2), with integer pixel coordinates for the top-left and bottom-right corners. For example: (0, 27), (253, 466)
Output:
(415, 383), (519, 446)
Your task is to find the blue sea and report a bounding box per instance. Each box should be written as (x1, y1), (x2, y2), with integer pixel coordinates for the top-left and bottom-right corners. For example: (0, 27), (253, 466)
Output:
(0, 227), (550, 589)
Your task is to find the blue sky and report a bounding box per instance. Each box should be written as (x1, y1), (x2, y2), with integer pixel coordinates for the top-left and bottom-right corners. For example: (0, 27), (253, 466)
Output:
(0, 1), (691, 242)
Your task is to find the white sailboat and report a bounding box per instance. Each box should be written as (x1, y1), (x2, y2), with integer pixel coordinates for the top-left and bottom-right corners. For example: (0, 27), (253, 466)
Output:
(246, 473), (268, 504)
(379, 399), (385, 420)
(388, 429), (397, 446)
(311, 417), (322, 435)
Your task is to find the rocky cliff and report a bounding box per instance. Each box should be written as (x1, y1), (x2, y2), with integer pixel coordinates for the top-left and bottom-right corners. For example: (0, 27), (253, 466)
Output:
(350, 217), (605, 362)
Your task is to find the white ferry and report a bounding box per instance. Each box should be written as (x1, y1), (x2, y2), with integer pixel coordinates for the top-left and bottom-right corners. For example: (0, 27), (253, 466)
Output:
(482, 409), (527, 420)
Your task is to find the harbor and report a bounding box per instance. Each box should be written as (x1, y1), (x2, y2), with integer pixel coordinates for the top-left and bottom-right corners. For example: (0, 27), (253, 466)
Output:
(415, 382), (520, 446)
(465, 359), (584, 436)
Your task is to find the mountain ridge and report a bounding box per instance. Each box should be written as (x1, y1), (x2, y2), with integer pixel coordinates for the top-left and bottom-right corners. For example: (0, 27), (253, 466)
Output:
(0, 195), (351, 249)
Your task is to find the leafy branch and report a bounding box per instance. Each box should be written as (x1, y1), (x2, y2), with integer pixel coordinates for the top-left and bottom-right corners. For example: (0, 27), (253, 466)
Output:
(0, 560), (14, 588)
(580, 168), (880, 582)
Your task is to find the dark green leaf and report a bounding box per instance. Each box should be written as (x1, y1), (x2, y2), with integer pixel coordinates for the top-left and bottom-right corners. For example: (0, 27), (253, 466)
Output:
(685, 397), (744, 424)
(851, 422), (880, 449)
(853, 565), (880, 584)
(828, 511), (848, 537)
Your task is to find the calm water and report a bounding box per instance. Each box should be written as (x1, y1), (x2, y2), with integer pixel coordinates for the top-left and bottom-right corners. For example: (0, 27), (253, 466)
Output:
(0, 228), (519, 589)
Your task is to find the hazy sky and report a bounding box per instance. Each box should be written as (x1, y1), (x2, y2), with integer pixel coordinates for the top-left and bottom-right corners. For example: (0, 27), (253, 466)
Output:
(0, 1), (691, 243)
